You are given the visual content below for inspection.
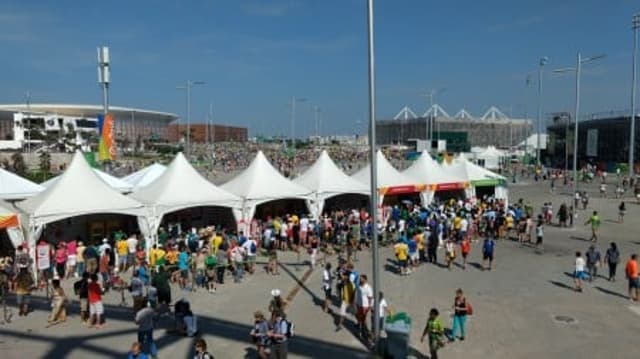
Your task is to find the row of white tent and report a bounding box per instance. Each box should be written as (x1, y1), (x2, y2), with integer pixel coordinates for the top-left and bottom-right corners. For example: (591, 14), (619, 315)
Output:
(0, 150), (507, 265)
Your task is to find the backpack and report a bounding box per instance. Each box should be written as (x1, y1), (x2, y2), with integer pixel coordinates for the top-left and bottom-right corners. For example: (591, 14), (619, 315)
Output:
(466, 301), (473, 315)
(250, 240), (257, 254)
(285, 319), (294, 338)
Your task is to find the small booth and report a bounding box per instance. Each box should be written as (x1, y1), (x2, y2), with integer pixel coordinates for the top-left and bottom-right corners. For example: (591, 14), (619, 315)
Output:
(403, 151), (469, 205)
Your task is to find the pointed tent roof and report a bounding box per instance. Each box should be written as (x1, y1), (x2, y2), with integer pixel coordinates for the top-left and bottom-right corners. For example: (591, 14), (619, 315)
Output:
(0, 167), (44, 200)
(294, 150), (368, 197)
(221, 151), (312, 203)
(449, 159), (506, 186)
(403, 151), (466, 185)
(41, 168), (133, 193)
(122, 163), (167, 190)
(17, 151), (144, 226)
(130, 153), (241, 214)
(352, 150), (416, 188)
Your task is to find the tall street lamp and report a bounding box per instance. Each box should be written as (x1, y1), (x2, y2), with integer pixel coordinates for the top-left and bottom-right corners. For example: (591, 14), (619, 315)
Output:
(290, 96), (307, 150)
(629, 13), (639, 178)
(366, 0), (381, 350)
(536, 57), (549, 165)
(177, 80), (205, 156)
(554, 53), (606, 200)
(422, 88), (446, 144)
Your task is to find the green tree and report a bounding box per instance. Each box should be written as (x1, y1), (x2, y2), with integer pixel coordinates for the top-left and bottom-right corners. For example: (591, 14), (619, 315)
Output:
(10, 152), (27, 176)
(38, 150), (51, 179)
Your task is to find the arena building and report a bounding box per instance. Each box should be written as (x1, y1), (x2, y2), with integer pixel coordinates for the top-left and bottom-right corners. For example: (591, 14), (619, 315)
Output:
(0, 103), (179, 150)
(376, 105), (532, 152)
(167, 123), (248, 143)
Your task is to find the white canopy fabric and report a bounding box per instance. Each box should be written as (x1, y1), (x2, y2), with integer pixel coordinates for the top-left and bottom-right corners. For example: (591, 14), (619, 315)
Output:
(476, 146), (506, 170)
(121, 163), (167, 191)
(448, 160), (508, 202)
(130, 152), (242, 237)
(41, 168), (133, 193)
(221, 151), (313, 224)
(352, 150), (418, 204)
(0, 167), (44, 200)
(403, 151), (467, 205)
(17, 151), (145, 227)
(294, 150), (369, 218)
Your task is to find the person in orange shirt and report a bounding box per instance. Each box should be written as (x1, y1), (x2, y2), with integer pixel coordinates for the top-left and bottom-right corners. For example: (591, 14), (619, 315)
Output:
(625, 254), (639, 301)
(460, 237), (471, 270)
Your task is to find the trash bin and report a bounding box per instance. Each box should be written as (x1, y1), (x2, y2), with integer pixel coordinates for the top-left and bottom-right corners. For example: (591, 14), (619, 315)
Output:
(384, 312), (412, 359)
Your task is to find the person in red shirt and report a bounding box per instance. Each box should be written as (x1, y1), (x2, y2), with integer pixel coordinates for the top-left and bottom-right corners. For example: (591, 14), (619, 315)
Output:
(625, 254), (639, 301)
(87, 273), (105, 328)
(99, 248), (111, 289)
(460, 237), (471, 270)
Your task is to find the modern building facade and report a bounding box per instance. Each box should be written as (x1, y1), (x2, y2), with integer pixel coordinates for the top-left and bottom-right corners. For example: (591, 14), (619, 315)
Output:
(0, 104), (178, 150)
(167, 123), (248, 143)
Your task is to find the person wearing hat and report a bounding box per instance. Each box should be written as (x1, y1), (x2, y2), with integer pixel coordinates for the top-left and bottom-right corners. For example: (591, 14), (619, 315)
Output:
(269, 289), (287, 320)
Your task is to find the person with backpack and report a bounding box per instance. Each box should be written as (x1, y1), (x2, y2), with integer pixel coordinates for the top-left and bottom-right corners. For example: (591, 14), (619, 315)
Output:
(482, 237), (495, 271)
(250, 310), (270, 359)
(268, 311), (289, 359)
(241, 232), (257, 274)
(421, 308), (445, 359)
(604, 242), (620, 282)
(449, 288), (470, 342)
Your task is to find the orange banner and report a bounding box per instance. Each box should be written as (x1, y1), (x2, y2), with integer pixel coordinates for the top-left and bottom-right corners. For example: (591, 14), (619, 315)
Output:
(0, 214), (18, 229)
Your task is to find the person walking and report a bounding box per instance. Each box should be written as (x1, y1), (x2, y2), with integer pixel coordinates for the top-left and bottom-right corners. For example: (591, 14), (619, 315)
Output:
(625, 254), (639, 301)
(604, 242), (620, 282)
(460, 237), (471, 270)
(449, 289), (469, 342)
(574, 252), (586, 293)
(268, 311), (289, 359)
(355, 274), (373, 341)
(618, 201), (626, 224)
(47, 279), (67, 326)
(444, 239), (456, 271)
(322, 263), (333, 313)
(420, 308), (445, 359)
(557, 203), (568, 227)
(193, 338), (214, 359)
(584, 211), (601, 242)
(135, 304), (158, 358)
(585, 245), (602, 282)
(535, 216), (544, 252)
(482, 237), (495, 271)
(250, 311), (270, 359)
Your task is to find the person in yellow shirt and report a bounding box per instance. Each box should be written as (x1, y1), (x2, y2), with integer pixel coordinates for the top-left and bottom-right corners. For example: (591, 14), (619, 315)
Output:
(116, 239), (129, 272)
(416, 231), (426, 263)
(337, 270), (356, 330)
(505, 214), (515, 240)
(211, 233), (223, 254)
(165, 247), (178, 266)
(394, 241), (409, 275)
(150, 244), (166, 269)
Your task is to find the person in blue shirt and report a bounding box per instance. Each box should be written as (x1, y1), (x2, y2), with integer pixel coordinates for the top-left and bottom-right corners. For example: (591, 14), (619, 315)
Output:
(408, 236), (419, 268)
(127, 342), (149, 359)
(177, 245), (190, 290)
(482, 237), (495, 271)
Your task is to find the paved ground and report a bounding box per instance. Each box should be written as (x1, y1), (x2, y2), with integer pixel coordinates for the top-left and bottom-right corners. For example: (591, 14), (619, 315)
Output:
(1, 177), (640, 358)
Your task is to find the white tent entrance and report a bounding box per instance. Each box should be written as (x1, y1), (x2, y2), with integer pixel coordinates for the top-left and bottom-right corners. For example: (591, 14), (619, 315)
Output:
(322, 194), (369, 214)
(160, 206), (236, 234)
(42, 213), (139, 246)
(254, 198), (309, 220)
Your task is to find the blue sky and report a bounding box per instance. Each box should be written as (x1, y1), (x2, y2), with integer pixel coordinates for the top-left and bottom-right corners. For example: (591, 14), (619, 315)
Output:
(0, 0), (637, 136)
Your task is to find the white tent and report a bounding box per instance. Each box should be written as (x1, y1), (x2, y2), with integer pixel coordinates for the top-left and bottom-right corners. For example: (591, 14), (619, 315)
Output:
(475, 146), (506, 170)
(448, 160), (508, 203)
(352, 150), (419, 204)
(294, 150), (369, 218)
(121, 163), (167, 191)
(221, 151), (313, 225)
(17, 151), (146, 268)
(403, 151), (468, 205)
(41, 168), (133, 193)
(130, 153), (242, 238)
(0, 167), (44, 200)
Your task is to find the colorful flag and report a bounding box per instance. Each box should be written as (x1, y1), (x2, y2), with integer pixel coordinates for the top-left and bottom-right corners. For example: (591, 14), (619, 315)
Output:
(98, 113), (115, 161)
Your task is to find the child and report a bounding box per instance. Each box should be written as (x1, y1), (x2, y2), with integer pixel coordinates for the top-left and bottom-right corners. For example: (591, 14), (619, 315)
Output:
(88, 273), (105, 328)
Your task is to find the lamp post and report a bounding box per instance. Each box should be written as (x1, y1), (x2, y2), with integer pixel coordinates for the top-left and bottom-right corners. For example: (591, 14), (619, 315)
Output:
(290, 96), (307, 150)
(366, 0), (381, 350)
(423, 88), (446, 144)
(629, 13), (639, 178)
(313, 105), (322, 139)
(554, 53), (606, 199)
(177, 80), (205, 156)
(536, 57), (548, 165)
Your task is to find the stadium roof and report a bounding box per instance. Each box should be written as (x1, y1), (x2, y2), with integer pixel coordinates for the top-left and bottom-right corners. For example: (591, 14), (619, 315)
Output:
(0, 103), (178, 122)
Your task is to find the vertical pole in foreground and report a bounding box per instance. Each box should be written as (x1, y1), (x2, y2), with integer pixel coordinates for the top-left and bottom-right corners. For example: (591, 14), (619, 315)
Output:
(536, 64), (543, 165)
(629, 14), (639, 178)
(573, 53), (582, 196)
(186, 82), (191, 156)
(366, 0), (381, 351)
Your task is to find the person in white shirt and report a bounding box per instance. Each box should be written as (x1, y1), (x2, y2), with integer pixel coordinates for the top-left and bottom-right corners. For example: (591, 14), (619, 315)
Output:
(241, 237), (258, 274)
(355, 274), (374, 339)
(299, 216), (310, 245)
(98, 238), (111, 257)
(322, 262), (333, 313)
(574, 251), (586, 292)
(126, 234), (138, 269)
(377, 291), (391, 334)
(279, 222), (288, 251)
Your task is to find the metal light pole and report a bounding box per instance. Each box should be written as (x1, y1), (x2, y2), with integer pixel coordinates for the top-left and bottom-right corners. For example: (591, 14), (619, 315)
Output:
(629, 13), (640, 178)
(554, 53), (606, 197)
(536, 57), (548, 165)
(290, 96), (307, 150)
(177, 80), (205, 155)
(313, 105), (321, 138)
(366, 0), (381, 350)
(423, 88), (446, 145)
